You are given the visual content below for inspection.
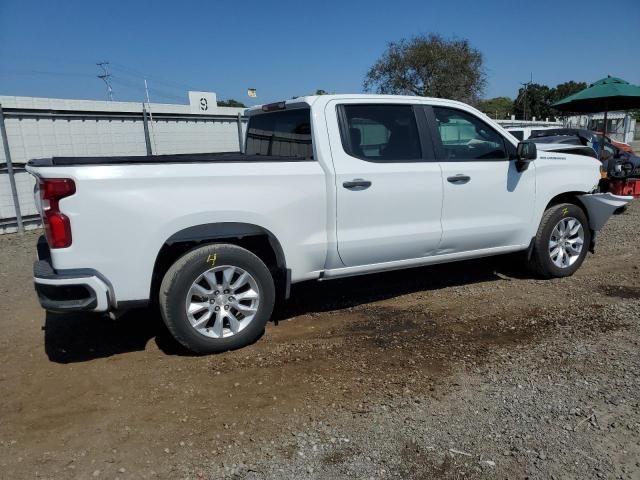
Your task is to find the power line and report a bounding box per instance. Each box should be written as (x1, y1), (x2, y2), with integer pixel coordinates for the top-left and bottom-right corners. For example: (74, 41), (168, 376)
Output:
(3, 63), (201, 104)
(109, 62), (207, 94)
(96, 61), (114, 101)
(110, 77), (185, 102)
(1, 69), (95, 78)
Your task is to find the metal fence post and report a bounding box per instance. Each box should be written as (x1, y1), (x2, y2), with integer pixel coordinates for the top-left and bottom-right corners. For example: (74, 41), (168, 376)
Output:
(0, 104), (24, 233)
(142, 104), (153, 155)
(237, 112), (244, 153)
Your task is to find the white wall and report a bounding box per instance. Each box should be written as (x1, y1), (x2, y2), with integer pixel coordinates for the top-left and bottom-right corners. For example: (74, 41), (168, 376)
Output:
(0, 94), (247, 233)
(149, 117), (241, 155)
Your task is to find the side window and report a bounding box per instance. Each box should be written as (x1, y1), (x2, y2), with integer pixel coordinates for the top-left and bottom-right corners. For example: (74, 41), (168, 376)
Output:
(245, 108), (313, 159)
(510, 130), (524, 141)
(340, 104), (421, 161)
(433, 107), (508, 161)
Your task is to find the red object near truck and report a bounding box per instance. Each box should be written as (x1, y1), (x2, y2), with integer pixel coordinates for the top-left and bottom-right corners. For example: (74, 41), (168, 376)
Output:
(608, 178), (640, 198)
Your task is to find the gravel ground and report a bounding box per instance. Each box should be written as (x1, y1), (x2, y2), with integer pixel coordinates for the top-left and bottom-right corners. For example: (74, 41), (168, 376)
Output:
(1, 202), (639, 480)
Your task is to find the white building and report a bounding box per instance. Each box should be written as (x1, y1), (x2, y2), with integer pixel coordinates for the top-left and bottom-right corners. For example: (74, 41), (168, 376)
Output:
(565, 112), (637, 144)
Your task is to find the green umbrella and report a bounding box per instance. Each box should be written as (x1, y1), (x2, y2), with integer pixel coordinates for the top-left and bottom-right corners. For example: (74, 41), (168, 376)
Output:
(552, 76), (640, 154)
(552, 76), (640, 113)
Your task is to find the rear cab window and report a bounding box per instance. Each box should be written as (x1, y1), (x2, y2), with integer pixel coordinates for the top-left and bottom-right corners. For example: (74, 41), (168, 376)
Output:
(245, 108), (313, 159)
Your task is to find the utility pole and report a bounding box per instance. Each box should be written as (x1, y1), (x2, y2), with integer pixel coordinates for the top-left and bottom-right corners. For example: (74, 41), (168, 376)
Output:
(520, 73), (533, 121)
(520, 72), (533, 121)
(144, 79), (158, 154)
(96, 61), (113, 101)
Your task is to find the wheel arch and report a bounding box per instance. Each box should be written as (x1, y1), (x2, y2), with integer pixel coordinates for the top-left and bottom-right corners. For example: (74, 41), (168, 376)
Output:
(545, 191), (590, 214)
(526, 191), (592, 259)
(150, 222), (289, 303)
(543, 190), (595, 229)
(541, 191), (595, 253)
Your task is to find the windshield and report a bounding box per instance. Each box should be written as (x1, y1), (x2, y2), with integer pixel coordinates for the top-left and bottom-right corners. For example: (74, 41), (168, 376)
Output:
(245, 108), (313, 159)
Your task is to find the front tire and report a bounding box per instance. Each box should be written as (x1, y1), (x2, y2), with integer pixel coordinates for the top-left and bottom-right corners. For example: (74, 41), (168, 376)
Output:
(528, 203), (591, 278)
(159, 244), (275, 354)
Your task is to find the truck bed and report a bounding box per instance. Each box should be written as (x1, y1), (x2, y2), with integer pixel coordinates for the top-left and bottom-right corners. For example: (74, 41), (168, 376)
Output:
(28, 152), (312, 167)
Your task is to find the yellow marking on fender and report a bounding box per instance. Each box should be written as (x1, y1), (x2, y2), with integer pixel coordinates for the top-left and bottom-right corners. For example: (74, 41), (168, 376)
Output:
(562, 207), (569, 216)
(206, 254), (217, 266)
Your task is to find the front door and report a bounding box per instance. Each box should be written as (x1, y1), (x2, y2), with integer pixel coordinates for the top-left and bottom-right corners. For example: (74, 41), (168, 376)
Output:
(326, 101), (443, 267)
(426, 105), (535, 254)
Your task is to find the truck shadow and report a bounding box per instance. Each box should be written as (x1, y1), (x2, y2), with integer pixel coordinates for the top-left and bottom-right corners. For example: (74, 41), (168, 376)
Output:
(274, 256), (517, 322)
(43, 308), (171, 363)
(44, 255), (520, 363)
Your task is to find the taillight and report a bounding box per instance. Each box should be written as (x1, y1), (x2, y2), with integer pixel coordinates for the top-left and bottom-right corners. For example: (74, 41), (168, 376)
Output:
(40, 178), (76, 248)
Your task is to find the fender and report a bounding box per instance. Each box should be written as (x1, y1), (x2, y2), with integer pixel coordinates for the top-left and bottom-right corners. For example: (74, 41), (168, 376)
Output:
(165, 222), (287, 271)
(577, 193), (633, 231)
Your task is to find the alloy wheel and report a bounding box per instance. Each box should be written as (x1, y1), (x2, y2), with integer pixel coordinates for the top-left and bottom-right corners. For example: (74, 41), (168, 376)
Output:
(548, 217), (585, 269)
(185, 266), (260, 338)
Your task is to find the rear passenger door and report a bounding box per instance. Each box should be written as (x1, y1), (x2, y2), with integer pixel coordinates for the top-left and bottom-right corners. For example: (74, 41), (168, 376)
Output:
(426, 105), (535, 253)
(326, 101), (443, 267)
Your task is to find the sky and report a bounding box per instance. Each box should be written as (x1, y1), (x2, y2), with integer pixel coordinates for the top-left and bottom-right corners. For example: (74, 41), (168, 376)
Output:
(1, 0), (639, 106)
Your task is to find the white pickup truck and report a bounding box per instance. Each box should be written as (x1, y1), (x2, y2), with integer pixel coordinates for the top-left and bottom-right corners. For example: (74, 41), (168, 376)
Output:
(27, 94), (631, 353)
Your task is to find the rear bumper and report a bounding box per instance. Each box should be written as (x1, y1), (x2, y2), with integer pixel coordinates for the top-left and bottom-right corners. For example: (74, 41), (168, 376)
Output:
(33, 236), (113, 313)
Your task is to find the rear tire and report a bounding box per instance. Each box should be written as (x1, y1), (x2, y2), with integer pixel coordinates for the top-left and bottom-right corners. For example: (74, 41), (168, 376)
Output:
(528, 203), (591, 278)
(159, 243), (275, 354)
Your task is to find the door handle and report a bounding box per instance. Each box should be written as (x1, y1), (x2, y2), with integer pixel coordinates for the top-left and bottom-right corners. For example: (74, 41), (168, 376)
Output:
(447, 175), (471, 184)
(343, 179), (372, 190)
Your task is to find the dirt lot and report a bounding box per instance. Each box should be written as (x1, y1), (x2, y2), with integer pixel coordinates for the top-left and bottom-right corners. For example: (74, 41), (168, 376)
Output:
(1, 204), (639, 480)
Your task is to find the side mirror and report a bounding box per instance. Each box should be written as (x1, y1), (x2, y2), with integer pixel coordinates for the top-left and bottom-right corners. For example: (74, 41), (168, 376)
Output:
(516, 141), (536, 172)
(517, 141), (537, 160)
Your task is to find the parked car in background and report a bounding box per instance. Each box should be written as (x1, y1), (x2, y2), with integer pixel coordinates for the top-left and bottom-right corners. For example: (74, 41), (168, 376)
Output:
(505, 126), (558, 141)
(594, 131), (635, 154)
(26, 95), (631, 354)
(530, 128), (640, 179)
(530, 128), (604, 153)
(532, 140), (598, 159)
(601, 142), (640, 180)
(530, 128), (635, 156)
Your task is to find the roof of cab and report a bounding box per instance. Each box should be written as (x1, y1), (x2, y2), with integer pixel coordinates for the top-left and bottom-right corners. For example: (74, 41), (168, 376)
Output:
(244, 94), (474, 115)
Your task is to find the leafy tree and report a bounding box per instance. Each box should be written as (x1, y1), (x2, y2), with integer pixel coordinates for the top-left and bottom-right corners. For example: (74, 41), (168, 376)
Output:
(364, 33), (486, 104)
(513, 80), (588, 120)
(315, 89), (329, 95)
(514, 83), (555, 120)
(218, 99), (246, 108)
(477, 97), (513, 119)
(551, 80), (587, 104)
